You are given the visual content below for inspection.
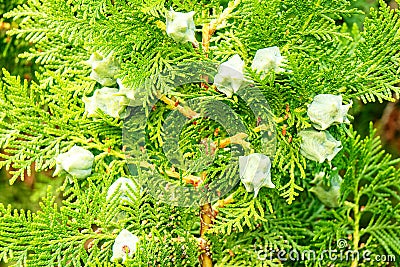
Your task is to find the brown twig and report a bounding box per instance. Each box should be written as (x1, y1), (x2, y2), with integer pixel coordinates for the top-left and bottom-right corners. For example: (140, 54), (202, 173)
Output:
(212, 193), (235, 211)
(198, 2), (241, 266)
(201, 0), (241, 54)
(157, 92), (199, 119)
(199, 202), (215, 267)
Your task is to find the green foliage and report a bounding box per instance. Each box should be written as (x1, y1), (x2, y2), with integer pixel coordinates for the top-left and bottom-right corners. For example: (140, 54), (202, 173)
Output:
(0, 176), (200, 266)
(209, 125), (400, 266)
(0, 0), (35, 78)
(1, 0), (400, 266)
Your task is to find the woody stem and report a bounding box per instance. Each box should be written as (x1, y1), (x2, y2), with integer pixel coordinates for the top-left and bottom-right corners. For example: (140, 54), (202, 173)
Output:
(199, 202), (214, 267)
(198, 2), (241, 266)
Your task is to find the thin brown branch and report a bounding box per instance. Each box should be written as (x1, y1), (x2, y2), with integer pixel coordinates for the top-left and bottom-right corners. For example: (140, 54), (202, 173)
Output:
(199, 202), (215, 267)
(157, 92), (199, 119)
(212, 193), (235, 211)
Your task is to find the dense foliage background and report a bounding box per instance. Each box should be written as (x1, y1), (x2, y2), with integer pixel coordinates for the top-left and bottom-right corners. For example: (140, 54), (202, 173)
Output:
(1, 0), (400, 266)
(2, 0), (399, 215)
